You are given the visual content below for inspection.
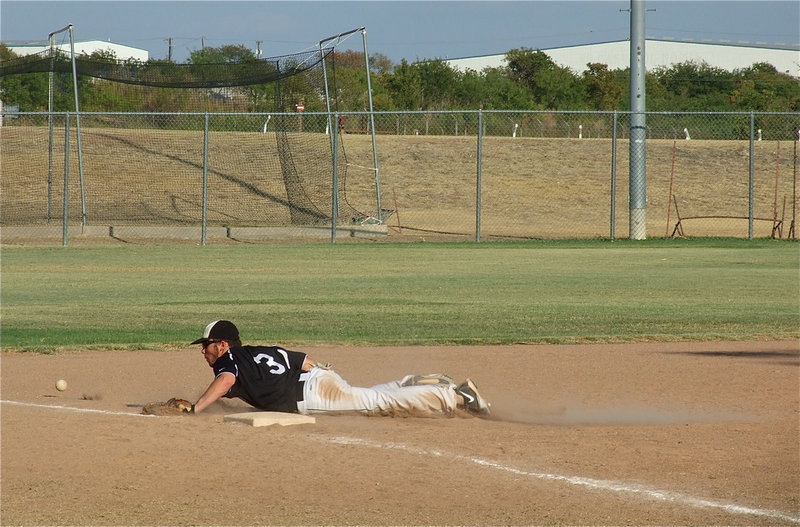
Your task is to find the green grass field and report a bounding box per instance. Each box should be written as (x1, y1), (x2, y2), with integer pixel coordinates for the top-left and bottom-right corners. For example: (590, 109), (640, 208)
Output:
(1, 239), (797, 351)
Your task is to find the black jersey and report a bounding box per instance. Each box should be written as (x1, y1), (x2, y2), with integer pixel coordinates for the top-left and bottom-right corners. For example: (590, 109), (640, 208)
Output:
(212, 345), (307, 412)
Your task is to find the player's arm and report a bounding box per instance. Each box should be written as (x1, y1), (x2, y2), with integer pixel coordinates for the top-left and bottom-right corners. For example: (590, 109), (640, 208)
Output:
(301, 356), (334, 371)
(193, 372), (235, 413)
(301, 356), (316, 371)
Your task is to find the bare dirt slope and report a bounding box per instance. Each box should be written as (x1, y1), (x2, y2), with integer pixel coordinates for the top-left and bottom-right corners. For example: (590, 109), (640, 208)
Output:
(2, 340), (798, 526)
(3, 127), (796, 240)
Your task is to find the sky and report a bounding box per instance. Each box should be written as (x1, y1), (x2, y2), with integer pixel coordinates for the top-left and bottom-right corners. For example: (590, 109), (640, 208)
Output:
(1, 0), (798, 64)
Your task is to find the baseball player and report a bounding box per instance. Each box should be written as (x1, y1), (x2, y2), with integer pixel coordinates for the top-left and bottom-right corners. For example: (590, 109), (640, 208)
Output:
(188, 320), (491, 418)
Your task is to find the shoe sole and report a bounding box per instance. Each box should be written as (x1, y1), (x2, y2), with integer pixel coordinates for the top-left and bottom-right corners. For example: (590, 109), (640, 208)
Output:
(402, 374), (455, 387)
(459, 378), (491, 415)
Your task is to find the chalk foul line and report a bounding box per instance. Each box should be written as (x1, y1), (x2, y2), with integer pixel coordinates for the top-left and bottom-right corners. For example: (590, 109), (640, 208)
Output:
(1, 399), (151, 417)
(321, 435), (800, 524)
(5, 400), (798, 524)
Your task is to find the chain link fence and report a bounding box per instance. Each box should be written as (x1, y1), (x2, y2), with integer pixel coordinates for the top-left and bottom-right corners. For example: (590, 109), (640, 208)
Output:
(1, 110), (798, 244)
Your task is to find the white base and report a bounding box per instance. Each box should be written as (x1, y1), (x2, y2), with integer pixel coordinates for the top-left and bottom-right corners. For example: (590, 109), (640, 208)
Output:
(223, 411), (316, 427)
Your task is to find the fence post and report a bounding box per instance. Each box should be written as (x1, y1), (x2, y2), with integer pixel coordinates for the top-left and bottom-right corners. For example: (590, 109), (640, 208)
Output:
(749, 112), (755, 239)
(331, 112), (340, 244)
(67, 27), (88, 230)
(48, 111), (54, 223)
(202, 113), (209, 246)
(63, 113), (70, 246)
(476, 110), (483, 242)
(360, 29), (382, 223)
(610, 110), (618, 240)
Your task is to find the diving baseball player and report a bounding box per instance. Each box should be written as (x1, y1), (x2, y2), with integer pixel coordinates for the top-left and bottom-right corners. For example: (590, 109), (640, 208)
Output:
(188, 320), (490, 417)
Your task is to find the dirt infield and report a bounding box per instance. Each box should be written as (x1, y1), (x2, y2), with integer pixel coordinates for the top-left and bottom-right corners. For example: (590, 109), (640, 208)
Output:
(2, 340), (798, 526)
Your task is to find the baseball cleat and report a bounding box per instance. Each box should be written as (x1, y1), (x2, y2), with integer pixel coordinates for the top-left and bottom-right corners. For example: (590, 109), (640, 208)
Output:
(456, 378), (491, 416)
(401, 373), (456, 387)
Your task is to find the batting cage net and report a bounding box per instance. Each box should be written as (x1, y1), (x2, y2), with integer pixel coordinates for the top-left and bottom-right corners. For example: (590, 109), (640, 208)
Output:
(0, 47), (324, 88)
(0, 46), (371, 229)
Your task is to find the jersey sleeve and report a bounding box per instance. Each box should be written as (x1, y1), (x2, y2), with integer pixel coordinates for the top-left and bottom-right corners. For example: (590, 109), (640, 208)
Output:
(212, 350), (238, 378)
(280, 347), (307, 371)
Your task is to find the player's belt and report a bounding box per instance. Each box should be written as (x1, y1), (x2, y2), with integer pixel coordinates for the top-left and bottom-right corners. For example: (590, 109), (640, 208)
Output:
(296, 380), (305, 402)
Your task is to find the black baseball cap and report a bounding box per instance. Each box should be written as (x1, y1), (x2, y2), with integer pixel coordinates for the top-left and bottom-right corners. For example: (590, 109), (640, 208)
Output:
(191, 320), (240, 345)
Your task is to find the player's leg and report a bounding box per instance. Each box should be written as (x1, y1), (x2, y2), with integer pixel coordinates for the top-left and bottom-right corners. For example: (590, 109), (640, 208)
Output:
(298, 368), (458, 417)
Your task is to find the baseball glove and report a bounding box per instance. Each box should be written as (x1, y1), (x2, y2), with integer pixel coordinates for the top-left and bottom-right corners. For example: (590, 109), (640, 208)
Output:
(141, 397), (194, 416)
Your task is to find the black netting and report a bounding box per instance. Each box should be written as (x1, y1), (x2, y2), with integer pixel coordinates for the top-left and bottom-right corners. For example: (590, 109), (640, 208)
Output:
(0, 45), (371, 228)
(0, 48), (332, 88)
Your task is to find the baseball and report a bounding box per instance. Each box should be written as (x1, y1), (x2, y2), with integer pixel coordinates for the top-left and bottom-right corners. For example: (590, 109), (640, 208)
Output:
(55, 379), (67, 391)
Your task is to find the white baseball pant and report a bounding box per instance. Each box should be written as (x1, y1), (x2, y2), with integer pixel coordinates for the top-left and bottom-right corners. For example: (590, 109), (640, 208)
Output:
(296, 367), (458, 417)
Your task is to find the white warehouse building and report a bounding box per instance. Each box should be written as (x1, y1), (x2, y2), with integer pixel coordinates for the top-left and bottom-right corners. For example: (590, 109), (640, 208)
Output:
(6, 40), (149, 62)
(446, 39), (800, 78)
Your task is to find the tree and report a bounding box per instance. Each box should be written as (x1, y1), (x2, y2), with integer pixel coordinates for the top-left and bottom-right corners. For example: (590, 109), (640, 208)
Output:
(187, 44), (285, 112)
(330, 59), (369, 111)
(732, 62), (799, 111)
(189, 44), (258, 65)
(368, 52), (393, 75)
(332, 49), (365, 70)
(384, 59), (422, 110)
(651, 61), (735, 111)
(457, 67), (536, 110)
(505, 47), (585, 109)
(324, 50), (393, 111)
(331, 49), (393, 73)
(582, 63), (623, 110)
(77, 49), (135, 111)
(4, 39), (797, 114)
(0, 44), (51, 110)
(414, 59), (460, 110)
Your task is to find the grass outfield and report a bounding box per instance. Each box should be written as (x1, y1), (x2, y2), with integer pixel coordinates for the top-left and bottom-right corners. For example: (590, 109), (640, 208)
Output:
(1, 239), (797, 351)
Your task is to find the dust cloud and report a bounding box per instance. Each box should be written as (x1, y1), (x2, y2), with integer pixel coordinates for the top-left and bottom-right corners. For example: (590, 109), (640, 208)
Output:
(486, 393), (747, 426)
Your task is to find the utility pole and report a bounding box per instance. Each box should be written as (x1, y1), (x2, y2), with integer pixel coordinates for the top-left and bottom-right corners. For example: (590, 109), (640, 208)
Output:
(628, 0), (647, 240)
(166, 37), (173, 61)
(256, 40), (262, 59)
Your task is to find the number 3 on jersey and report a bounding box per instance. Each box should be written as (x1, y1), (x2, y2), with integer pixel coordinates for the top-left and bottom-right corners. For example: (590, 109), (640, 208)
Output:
(252, 349), (291, 375)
